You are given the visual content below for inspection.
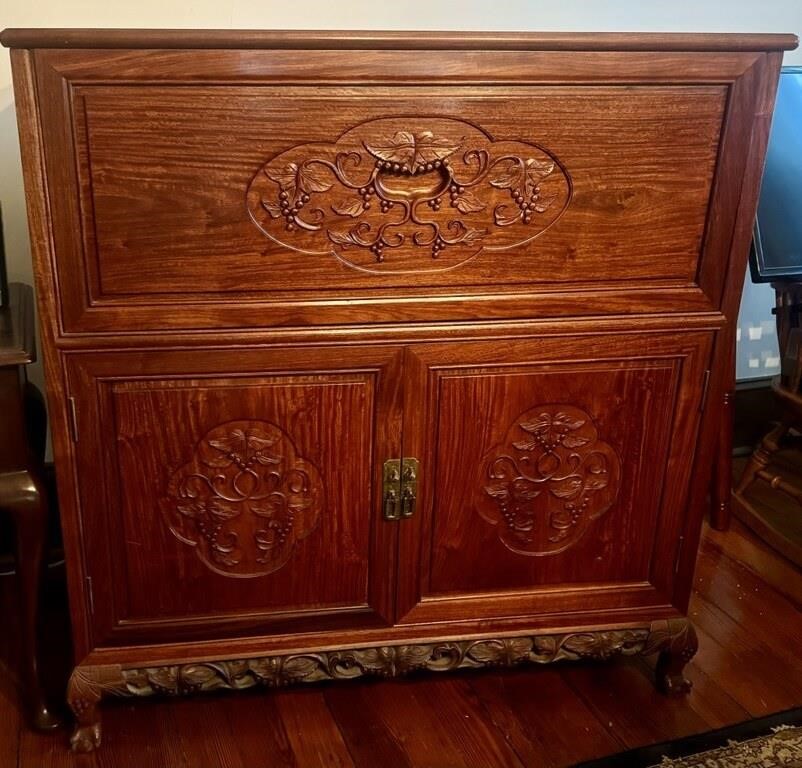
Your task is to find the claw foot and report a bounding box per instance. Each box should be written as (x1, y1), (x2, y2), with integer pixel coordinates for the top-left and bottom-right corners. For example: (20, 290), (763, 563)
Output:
(644, 618), (698, 696)
(70, 722), (101, 753)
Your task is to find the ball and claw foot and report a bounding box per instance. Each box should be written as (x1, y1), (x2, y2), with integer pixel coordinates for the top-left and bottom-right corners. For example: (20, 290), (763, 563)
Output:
(645, 617), (698, 696)
(70, 722), (102, 753)
(656, 651), (694, 695)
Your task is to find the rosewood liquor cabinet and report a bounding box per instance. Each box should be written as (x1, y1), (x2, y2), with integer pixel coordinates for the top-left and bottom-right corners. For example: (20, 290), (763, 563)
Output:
(2, 28), (796, 751)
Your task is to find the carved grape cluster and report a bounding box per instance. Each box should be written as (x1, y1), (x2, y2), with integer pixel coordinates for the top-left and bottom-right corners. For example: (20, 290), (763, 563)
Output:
(511, 185), (543, 225)
(357, 185), (376, 210)
(278, 190), (311, 232)
(373, 157), (450, 174)
(427, 197), (442, 212)
(448, 183), (467, 207)
(432, 236), (447, 258)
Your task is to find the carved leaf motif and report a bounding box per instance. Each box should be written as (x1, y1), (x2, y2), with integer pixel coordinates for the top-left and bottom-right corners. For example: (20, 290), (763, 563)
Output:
(532, 193), (557, 213)
(461, 227), (487, 244)
(489, 158), (555, 200)
(267, 162), (333, 204)
(332, 197), (367, 217)
(526, 158), (555, 184)
(327, 229), (361, 248)
(452, 190), (486, 214)
(562, 435), (590, 448)
(550, 476), (583, 499)
(261, 200), (283, 219)
(468, 638), (532, 665)
(364, 131), (461, 172)
(207, 429), (279, 467)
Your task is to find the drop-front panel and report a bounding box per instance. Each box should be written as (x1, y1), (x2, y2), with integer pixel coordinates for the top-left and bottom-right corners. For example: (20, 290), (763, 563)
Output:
(3, 29), (795, 752)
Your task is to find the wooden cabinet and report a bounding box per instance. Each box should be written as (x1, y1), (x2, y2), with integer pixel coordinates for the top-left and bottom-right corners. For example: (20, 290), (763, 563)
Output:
(3, 28), (796, 752)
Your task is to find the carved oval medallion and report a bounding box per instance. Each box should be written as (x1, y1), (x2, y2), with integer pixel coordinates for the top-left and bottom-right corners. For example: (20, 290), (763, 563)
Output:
(162, 420), (323, 577)
(247, 117), (571, 274)
(476, 405), (620, 556)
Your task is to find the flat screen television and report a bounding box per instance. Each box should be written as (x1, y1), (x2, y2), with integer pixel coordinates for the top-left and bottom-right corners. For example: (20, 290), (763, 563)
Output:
(751, 66), (802, 282)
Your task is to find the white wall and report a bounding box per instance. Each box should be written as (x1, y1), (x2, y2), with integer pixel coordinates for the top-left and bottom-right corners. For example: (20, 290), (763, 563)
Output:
(1, 0), (801, 394)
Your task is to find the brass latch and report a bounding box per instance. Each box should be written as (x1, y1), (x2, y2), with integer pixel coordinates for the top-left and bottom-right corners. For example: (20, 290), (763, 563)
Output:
(383, 458), (419, 520)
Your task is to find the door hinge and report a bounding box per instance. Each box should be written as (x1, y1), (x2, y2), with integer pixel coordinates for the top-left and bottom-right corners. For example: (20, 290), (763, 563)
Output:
(383, 458), (419, 521)
(85, 575), (95, 615)
(68, 396), (79, 442)
(674, 536), (685, 575)
(699, 369), (711, 413)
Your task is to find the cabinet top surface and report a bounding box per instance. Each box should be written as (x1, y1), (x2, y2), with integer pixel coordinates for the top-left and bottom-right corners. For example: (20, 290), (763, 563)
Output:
(0, 28), (798, 51)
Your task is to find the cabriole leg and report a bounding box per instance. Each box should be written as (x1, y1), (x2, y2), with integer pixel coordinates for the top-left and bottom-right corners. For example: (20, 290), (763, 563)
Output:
(67, 665), (126, 752)
(644, 618), (698, 696)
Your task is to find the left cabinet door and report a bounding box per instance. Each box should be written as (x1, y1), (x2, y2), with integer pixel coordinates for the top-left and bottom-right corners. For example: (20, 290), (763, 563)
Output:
(65, 345), (403, 647)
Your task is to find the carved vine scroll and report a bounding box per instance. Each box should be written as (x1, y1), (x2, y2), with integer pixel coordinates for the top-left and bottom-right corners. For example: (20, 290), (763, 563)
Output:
(477, 404), (621, 556)
(66, 619), (697, 752)
(247, 117), (571, 273)
(162, 420), (323, 578)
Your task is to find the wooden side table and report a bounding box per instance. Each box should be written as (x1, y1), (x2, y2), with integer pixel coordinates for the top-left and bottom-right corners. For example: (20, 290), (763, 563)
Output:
(0, 283), (60, 730)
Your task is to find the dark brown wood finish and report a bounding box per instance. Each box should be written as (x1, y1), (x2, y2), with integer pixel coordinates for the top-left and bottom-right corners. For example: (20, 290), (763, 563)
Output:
(0, 284), (61, 731)
(2, 29), (796, 751)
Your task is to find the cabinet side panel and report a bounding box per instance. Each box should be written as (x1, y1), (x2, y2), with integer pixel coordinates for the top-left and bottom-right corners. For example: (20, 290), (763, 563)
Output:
(10, 49), (92, 659)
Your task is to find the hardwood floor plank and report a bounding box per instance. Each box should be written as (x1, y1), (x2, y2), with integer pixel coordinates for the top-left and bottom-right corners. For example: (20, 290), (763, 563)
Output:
(702, 520), (802, 607)
(276, 688), (355, 768)
(689, 601), (802, 715)
(560, 658), (710, 748)
(469, 666), (624, 767)
(324, 682), (412, 768)
(635, 656), (750, 730)
(0, 665), (22, 768)
(694, 540), (802, 666)
(221, 692), (298, 767)
(337, 676), (525, 768)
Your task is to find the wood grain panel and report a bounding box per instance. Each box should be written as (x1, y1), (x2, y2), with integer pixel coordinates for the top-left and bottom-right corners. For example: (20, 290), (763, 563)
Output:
(74, 86), (722, 293)
(397, 330), (712, 622)
(66, 345), (403, 646)
(64, 86), (723, 315)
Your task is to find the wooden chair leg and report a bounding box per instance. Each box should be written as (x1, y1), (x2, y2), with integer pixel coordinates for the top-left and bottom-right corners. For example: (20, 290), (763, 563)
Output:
(710, 390), (734, 531)
(4, 470), (62, 731)
(735, 418), (789, 498)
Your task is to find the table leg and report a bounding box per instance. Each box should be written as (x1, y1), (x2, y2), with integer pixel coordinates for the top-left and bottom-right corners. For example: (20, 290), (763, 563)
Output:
(2, 469), (62, 730)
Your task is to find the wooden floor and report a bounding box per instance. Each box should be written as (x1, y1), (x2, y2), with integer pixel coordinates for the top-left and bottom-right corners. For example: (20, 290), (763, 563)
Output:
(2, 519), (801, 768)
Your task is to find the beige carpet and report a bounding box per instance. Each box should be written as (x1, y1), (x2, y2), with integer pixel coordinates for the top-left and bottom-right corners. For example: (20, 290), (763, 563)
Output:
(650, 725), (802, 767)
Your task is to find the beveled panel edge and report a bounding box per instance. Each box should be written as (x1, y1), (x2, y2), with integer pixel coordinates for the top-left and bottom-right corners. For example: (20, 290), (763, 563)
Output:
(81, 605), (682, 667)
(2, 29), (798, 52)
(53, 310), (726, 351)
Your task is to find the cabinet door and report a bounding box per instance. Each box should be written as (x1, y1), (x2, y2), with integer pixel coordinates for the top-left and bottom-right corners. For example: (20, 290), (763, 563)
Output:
(396, 331), (712, 623)
(67, 346), (402, 647)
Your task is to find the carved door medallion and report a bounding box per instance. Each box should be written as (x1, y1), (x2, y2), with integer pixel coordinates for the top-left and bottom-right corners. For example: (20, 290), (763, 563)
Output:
(163, 420), (324, 577)
(476, 405), (621, 556)
(247, 117), (571, 273)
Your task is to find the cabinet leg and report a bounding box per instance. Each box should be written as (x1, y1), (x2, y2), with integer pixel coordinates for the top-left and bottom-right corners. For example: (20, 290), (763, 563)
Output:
(644, 618), (698, 696)
(67, 665), (126, 752)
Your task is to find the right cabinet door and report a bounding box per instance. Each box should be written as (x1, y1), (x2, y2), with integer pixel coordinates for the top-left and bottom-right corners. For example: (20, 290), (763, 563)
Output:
(397, 330), (713, 623)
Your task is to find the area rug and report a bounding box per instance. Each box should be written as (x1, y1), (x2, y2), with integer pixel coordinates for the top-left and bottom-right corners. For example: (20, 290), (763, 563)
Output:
(575, 707), (802, 767)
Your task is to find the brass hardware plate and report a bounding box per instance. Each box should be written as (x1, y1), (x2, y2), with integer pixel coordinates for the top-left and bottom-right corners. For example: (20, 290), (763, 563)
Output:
(400, 458), (419, 519)
(383, 458), (419, 521)
(382, 459), (401, 520)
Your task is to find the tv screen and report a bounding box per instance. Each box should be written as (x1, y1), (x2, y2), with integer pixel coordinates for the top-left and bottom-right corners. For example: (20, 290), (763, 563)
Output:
(751, 66), (802, 282)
